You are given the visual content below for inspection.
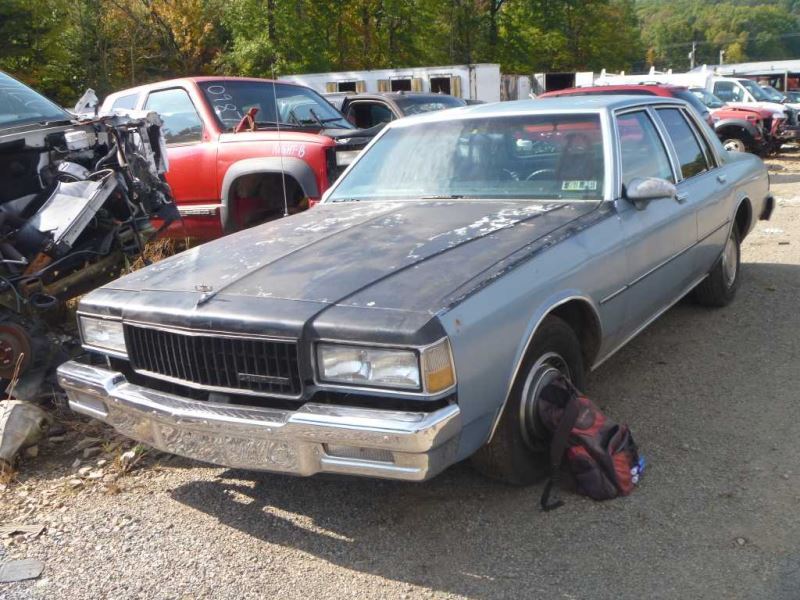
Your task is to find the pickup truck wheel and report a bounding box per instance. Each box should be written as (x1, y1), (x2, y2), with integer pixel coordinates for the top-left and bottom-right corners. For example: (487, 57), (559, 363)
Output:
(722, 138), (747, 153)
(693, 225), (741, 307)
(470, 316), (586, 485)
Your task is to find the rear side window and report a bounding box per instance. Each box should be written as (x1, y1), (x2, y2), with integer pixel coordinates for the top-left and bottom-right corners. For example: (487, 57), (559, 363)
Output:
(144, 88), (203, 144)
(656, 108), (710, 179)
(111, 93), (138, 111)
(346, 102), (394, 129)
(616, 111), (674, 190)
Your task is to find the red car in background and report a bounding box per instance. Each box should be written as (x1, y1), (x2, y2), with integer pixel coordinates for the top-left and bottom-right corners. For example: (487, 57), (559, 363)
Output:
(539, 84), (779, 156)
(101, 77), (378, 240)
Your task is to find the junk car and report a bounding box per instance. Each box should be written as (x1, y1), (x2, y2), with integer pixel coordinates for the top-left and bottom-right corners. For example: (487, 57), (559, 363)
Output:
(0, 71), (176, 399)
(59, 96), (772, 483)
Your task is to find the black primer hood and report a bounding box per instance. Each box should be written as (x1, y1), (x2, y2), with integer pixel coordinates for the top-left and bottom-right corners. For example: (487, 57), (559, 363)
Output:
(108, 199), (599, 318)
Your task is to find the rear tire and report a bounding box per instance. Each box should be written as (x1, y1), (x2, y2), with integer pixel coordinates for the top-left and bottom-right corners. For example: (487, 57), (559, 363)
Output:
(694, 226), (741, 307)
(470, 316), (586, 485)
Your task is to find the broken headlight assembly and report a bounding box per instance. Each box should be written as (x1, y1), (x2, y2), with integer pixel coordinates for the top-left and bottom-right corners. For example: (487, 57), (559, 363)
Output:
(316, 338), (455, 394)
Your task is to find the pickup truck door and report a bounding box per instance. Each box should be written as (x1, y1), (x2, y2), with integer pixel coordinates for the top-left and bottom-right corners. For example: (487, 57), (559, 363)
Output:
(653, 106), (733, 277)
(612, 108), (698, 336)
(143, 87), (218, 210)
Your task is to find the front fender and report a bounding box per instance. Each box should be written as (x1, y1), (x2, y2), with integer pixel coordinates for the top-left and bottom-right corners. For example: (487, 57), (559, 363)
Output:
(219, 157), (320, 230)
(715, 118), (761, 140)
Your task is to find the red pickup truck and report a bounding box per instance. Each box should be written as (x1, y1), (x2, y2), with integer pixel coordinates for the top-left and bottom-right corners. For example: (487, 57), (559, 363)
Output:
(101, 77), (377, 240)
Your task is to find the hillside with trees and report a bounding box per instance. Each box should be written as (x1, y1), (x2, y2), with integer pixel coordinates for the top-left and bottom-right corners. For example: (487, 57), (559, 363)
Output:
(1, 0), (799, 104)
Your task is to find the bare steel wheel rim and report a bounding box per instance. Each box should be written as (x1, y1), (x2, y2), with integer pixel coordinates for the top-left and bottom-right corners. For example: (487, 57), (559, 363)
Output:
(519, 352), (571, 450)
(721, 231), (738, 288)
(723, 138), (746, 153)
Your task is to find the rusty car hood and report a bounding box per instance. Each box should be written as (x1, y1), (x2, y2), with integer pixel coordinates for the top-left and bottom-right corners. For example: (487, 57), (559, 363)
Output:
(107, 199), (600, 315)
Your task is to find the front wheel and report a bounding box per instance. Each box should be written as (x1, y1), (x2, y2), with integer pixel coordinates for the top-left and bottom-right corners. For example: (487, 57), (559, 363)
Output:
(693, 226), (741, 307)
(722, 137), (748, 153)
(470, 316), (586, 485)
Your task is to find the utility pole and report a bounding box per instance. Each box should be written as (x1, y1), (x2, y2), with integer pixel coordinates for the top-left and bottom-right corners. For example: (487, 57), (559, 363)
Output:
(719, 49), (726, 65)
(689, 41), (696, 70)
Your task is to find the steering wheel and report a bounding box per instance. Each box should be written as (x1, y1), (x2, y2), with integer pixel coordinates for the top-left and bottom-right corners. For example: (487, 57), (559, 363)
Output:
(525, 168), (556, 181)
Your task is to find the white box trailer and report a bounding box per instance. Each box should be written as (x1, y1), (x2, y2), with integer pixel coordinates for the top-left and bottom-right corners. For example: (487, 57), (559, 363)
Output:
(283, 64), (503, 102)
(531, 71), (595, 94)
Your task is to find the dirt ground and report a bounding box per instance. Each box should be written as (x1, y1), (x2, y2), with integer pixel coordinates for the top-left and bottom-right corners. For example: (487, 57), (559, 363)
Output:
(2, 152), (800, 600)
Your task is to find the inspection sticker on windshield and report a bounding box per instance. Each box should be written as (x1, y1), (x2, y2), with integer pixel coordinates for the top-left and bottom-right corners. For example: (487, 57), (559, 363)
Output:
(562, 180), (597, 192)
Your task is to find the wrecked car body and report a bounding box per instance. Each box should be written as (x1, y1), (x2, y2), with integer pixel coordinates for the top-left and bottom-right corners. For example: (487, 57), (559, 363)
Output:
(59, 96), (772, 483)
(0, 71), (177, 400)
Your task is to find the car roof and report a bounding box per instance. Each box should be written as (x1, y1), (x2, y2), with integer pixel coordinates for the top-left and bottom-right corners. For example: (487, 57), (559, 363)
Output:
(542, 84), (688, 98)
(388, 95), (687, 127)
(104, 76), (310, 102)
(343, 92), (463, 101)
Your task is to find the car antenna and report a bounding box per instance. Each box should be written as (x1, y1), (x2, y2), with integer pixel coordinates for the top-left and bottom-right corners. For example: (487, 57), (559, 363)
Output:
(272, 63), (290, 218)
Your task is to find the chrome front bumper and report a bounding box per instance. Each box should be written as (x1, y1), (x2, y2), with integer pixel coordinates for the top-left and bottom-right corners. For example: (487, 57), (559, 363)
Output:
(57, 361), (462, 481)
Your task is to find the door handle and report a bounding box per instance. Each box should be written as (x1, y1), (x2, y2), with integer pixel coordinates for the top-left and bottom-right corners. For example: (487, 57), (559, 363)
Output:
(717, 174), (727, 184)
(675, 192), (689, 204)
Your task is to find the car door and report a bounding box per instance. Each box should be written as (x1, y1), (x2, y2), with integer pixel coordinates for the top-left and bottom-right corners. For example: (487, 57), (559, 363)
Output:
(143, 87), (217, 208)
(613, 108), (698, 334)
(344, 100), (396, 129)
(653, 106), (732, 276)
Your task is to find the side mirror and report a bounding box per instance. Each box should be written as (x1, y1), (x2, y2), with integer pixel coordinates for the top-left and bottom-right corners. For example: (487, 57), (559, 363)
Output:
(625, 177), (677, 210)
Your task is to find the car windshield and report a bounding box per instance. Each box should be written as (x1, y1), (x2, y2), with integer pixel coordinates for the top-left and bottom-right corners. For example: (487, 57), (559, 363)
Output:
(671, 89), (711, 117)
(199, 80), (353, 130)
(0, 71), (72, 129)
(787, 91), (800, 103)
(738, 79), (770, 102)
(690, 88), (725, 109)
(328, 113), (605, 202)
(395, 95), (467, 116)
(760, 85), (786, 102)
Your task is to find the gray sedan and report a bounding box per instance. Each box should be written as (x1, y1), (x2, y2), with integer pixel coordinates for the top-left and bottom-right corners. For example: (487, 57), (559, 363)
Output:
(58, 96), (773, 484)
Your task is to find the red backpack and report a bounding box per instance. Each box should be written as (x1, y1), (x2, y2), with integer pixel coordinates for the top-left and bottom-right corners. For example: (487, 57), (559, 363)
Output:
(536, 375), (643, 511)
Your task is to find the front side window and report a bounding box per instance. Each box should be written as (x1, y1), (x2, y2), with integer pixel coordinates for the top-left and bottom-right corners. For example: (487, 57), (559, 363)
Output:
(111, 93), (139, 111)
(199, 80), (352, 130)
(656, 108), (709, 179)
(616, 110), (674, 190)
(145, 88), (203, 144)
(713, 82), (744, 103)
(328, 114), (605, 202)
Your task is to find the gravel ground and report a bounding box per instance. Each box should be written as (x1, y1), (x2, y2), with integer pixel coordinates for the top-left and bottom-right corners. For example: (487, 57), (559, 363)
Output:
(3, 154), (800, 600)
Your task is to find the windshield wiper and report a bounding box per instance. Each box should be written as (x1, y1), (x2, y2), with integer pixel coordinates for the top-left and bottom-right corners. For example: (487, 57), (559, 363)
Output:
(308, 108), (324, 128)
(419, 194), (465, 199)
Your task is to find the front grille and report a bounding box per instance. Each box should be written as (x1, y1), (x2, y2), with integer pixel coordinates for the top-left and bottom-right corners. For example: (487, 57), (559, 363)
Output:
(125, 325), (302, 397)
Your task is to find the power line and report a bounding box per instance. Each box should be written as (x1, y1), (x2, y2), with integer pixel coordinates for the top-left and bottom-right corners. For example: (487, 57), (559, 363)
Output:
(658, 31), (800, 49)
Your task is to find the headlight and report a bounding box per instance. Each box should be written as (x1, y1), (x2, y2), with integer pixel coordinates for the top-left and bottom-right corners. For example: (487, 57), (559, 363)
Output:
(317, 343), (420, 390)
(335, 150), (360, 167)
(79, 316), (126, 356)
(316, 338), (456, 393)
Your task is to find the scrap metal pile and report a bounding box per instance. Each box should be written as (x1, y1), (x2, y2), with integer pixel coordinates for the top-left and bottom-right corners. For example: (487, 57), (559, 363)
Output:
(0, 102), (178, 400)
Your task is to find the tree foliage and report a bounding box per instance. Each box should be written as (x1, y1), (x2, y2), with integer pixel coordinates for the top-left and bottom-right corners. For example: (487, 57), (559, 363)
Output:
(1, 0), (798, 105)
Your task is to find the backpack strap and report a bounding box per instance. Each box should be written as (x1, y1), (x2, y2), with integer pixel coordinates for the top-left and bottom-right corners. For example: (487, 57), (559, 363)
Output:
(540, 382), (580, 512)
